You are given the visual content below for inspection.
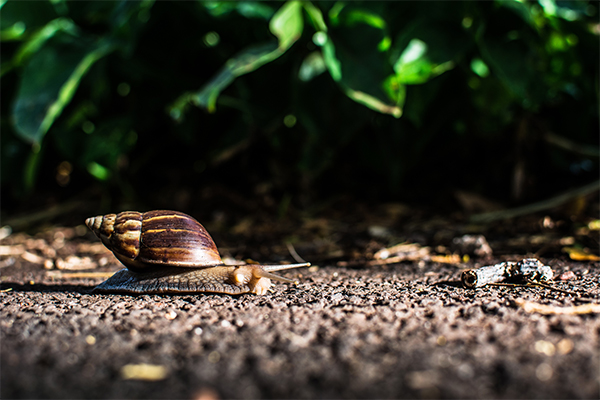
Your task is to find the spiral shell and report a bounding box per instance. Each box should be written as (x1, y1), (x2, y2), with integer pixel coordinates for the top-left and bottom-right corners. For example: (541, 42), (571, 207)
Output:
(86, 210), (222, 271)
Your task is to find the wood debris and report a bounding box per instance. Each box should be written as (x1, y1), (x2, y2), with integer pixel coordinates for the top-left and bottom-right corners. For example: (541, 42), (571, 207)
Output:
(562, 246), (600, 261)
(120, 363), (168, 381)
(21, 251), (45, 264)
(450, 234), (493, 257)
(46, 271), (116, 279)
(0, 245), (24, 256)
(368, 242), (434, 265)
(430, 254), (462, 264)
(55, 255), (96, 270)
(462, 258), (553, 288)
(514, 299), (600, 315)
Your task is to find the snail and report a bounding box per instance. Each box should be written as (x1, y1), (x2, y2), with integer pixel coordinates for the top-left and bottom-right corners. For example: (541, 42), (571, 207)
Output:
(85, 210), (309, 295)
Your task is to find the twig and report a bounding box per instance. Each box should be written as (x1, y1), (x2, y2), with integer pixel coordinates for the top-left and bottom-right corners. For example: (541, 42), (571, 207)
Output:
(544, 131), (600, 158)
(47, 271), (116, 279)
(462, 263), (508, 288)
(368, 255), (422, 266)
(209, 138), (251, 167)
(524, 279), (583, 297)
(461, 258), (553, 288)
(513, 299), (600, 315)
(286, 243), (307, 264)
(470, 181), (600, 223)
(488, 281), (591, 299)
(2, 200), (86, 231)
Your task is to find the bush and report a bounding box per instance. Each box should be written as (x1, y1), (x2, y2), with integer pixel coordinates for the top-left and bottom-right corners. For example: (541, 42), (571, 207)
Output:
(1, 1), (598, 209)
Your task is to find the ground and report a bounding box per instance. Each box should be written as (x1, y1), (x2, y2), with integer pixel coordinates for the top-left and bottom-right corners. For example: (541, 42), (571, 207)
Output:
(1, 208), (599, 399)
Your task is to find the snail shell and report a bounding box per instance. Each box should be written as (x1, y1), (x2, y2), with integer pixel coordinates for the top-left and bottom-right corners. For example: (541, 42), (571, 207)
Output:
(86, 210), (309, 295)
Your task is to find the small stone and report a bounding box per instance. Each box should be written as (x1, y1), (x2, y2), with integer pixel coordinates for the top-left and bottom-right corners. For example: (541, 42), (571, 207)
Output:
(558, 271), (576, 281)
(536, 363), (553, 381)
(534, 340), (555, 356)
(165, 310), (177, 320)
(220, 320), (231, 328)
(557, 338), (574, 354)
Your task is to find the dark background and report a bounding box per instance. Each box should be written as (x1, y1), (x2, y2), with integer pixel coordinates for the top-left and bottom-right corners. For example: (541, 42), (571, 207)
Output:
(1, 1), (598, 228)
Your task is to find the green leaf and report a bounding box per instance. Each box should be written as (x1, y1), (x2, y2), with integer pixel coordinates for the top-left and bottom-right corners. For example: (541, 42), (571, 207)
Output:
(302, 1), (327, 32)
(322, 5), (401, 117)
(269, 0), (303, 50)
(0, 0), (59, 38)
(319, 33), (342, 82)
(394, 38), (427, 71)
(203, 1), (274, 19)
(172, 1), (305, 115)
(236, 2), (275, 20)
(87, 161), (111, 181)
(382, 75), (406, 106)
(1, 18), (77, 77)
(23, 145), (43, 193)
(171, 42), (280, 115)
(11, 33), (115, 145)
(390, 19), (467, 86)
(344, 9), (386, 29)
(343, 86), (402, 118)
(538, 0), (588, 21)
(470, 58), (490, 78)
(299, 51), (327, 82)
(0, 20), (27, 41)
(393, 38), (455, 85)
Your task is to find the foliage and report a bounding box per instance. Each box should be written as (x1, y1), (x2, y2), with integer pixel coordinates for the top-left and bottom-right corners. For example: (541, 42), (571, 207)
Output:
(1, 0), (598, 209)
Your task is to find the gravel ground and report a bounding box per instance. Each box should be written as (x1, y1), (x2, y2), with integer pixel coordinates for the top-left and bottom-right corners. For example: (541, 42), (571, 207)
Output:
(1, 258), (599, 399)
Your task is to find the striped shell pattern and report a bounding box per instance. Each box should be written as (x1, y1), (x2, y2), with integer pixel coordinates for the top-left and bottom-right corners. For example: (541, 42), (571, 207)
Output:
(85, 210), (222, 271)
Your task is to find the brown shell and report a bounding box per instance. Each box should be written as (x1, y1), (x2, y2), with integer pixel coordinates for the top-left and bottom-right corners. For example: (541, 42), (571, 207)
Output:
(85, 210), (222, 271)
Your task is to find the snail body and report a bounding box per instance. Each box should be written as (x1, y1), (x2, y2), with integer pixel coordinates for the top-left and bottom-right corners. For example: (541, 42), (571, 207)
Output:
(86, 210), (309, 295)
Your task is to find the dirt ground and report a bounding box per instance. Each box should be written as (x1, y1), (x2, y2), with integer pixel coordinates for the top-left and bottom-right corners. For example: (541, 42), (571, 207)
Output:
(1, 261), (598, 398)
(1, 208), (599, 399)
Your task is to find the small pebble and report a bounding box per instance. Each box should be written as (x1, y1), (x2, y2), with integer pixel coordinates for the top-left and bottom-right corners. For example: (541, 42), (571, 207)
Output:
(557, 338), (574, 354)
(536, 363), (553, 381)
(165, 310), (177, 320)
(558, 271), (576, 281)
(535, 340), (555, 356)
(220, 320), (231, 328)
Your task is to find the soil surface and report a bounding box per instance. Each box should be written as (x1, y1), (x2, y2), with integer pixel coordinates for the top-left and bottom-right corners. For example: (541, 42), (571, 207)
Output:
(1, 212), (599, 399)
